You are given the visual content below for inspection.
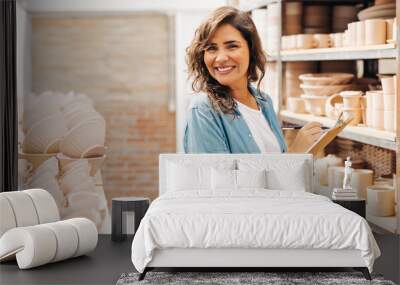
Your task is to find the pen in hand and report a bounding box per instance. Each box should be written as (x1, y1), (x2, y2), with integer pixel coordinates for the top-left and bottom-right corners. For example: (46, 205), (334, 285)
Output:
(282, 126), (329, 130)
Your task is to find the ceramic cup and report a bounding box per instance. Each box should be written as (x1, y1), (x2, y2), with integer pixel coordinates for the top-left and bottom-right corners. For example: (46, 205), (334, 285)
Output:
(367, 185), (395, 217)
(296, 34), (316, 49)
(329, 33), (343, 47)
(365, 19), (387, 45)
(381, 76), (396, 94)
(372, 109), (384, 130)
(383, 94), (396, 111)
(342, 107), (362, 125)
(313, 34), (331, 48)
(384, 110), (395, 132)
(340, 91), (362, 108)
(385, 19), (394, 41)
(356, 21), (365, 47)
(347, 22), (358, 47)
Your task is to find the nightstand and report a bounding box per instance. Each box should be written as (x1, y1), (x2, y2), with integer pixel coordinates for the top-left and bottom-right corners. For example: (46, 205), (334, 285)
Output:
(111, 197), (150, 242)
(332, 199), (366, 218)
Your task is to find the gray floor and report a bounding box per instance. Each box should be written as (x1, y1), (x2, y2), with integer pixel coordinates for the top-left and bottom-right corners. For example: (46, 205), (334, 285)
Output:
(0, 235), (134, 285)
(1, 233), (399, 285)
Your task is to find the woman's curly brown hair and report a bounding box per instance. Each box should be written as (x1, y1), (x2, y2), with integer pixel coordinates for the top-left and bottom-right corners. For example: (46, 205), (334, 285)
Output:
(186, 6), (266, 115)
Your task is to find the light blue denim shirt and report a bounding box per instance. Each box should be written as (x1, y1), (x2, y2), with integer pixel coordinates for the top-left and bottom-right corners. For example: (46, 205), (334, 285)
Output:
(183, 86), (287, 153)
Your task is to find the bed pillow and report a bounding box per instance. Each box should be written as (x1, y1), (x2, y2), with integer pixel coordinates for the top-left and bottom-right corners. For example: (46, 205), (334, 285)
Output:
(167, 159), (236, 192)
(236, 169), (268, 189)
(211, 168), (236, 190)
(211, 169), (268, 190)
(167, 162), (211, 191)
(237, 159), (308, 191)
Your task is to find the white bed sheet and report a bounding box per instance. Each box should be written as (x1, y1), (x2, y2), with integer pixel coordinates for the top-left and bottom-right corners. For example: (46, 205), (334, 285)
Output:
(131, 190), (380, 273)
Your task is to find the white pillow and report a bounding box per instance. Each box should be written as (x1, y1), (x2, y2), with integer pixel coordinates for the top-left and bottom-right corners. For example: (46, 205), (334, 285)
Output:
(211, 169), (268, 190)
(167, 162), (210, 191)
(211, 168), (236, 190)
(236, 169), (268, 189)
(238, 159), (307, 191)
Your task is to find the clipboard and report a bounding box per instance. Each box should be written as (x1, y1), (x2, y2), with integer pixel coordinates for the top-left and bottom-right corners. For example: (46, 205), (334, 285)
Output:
(306, 117), (353, 156)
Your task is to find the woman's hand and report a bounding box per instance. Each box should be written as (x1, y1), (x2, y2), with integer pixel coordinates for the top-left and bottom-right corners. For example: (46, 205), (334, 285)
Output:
(287, 122), (324, 153)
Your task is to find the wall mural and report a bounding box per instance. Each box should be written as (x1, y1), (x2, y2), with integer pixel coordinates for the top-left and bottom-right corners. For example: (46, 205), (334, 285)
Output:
(18, 91), (109, 232)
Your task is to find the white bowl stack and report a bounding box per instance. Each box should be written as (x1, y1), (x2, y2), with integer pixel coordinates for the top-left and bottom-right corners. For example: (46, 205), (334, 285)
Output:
(284, 62), (317, 113)
(20, 91), (107, 230)
(298, 73), (354, 116)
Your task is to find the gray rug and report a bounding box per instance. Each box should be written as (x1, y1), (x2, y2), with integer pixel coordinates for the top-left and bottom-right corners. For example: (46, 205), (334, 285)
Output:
(116, 271), (395, 285)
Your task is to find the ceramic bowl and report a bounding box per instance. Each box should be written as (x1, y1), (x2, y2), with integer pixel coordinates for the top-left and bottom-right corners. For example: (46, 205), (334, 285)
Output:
(300, 95), (329, 116)
(300, 84), (353, 96)
(57, 153), (106, 177)
(23, 113), (68, 154)
(299, 73), (354, 85)
(60, 118), (106, 158)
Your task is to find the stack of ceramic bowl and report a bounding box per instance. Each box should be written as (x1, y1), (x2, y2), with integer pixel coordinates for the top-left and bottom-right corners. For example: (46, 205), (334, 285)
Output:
(59, 159), (107, 228)
(299, 73), (354, 116)
(303, 5), (331, 34)
(27, 157), (65, 209)
(283, 2), (302, 35)
(284, 62), (317, 113)
(339, 91), (363, 125)
(381, 75), (397, 132)
(358, 3), (395, 21)
(365, 90), (384, 129)
(332, 5), (359, 32)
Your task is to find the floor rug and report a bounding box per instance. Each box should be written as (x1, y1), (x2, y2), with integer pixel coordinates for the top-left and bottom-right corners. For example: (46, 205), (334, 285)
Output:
(116, 271), (395, 285)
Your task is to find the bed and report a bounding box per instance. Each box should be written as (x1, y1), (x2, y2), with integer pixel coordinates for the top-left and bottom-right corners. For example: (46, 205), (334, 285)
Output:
(131, 154), (380, 281)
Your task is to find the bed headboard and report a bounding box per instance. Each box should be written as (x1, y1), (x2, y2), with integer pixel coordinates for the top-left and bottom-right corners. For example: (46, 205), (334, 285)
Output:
(159, 153), (314, 196)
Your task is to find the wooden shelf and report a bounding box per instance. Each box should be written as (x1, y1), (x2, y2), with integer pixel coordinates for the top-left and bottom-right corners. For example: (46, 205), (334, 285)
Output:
(367, 213), (397, 234)
(267, 44), (397, 62)
(280, 110), (397, 151)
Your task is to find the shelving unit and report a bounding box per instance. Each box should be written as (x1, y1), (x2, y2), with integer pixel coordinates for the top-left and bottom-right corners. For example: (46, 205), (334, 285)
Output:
(242, 0), (399, 235)
(267, 44), (397, 61)
(281, 110), (397, 150)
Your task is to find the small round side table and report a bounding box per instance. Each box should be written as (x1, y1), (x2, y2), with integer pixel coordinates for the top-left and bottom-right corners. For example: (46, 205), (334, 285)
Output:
(111, 197), (150, 242)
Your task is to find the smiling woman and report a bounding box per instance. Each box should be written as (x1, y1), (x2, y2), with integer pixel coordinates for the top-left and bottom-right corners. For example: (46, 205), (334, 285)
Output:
(184, 6), (323, 154)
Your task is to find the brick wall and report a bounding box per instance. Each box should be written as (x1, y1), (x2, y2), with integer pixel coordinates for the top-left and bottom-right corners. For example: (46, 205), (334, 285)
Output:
(31, 14), (176, 203)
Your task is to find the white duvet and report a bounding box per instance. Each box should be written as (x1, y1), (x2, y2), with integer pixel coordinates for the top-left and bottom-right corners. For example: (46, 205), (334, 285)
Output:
(131, 190), (380, 273)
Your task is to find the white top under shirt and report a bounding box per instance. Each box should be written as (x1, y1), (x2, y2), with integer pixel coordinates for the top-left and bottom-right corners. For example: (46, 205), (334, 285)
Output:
(236, 100), (281, 153)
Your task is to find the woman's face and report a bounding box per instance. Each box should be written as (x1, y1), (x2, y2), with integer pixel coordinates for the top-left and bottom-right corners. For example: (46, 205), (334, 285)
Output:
(203, 24), (250, 89)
